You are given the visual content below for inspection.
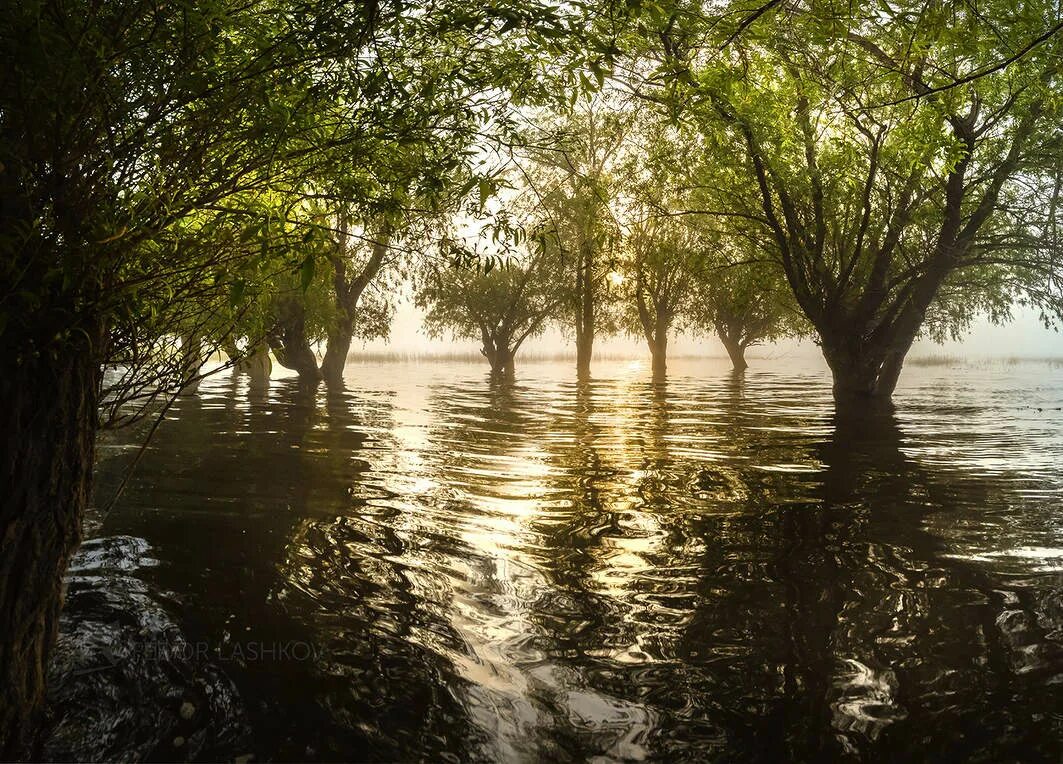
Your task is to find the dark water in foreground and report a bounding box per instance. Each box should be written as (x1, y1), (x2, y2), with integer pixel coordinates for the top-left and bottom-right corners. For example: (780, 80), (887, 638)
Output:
(58, 357), (1063, 761)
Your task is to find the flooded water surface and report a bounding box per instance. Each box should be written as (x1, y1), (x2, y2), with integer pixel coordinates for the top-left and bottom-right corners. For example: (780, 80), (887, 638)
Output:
(63, 357), (1063, 761)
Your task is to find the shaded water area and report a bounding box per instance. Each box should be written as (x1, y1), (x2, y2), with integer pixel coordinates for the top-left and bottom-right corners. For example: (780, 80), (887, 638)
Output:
(53, 357), (1063, 761)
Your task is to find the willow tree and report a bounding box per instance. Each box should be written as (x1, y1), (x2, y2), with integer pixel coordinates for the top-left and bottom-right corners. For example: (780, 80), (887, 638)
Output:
(0, 0), (597, 752)
(618, 213), (696, 376)
(644, 0), (1063, 404)
(521, 101), (629, 377)
(689, 254), (804, 370)
(417, 223), (566, 377)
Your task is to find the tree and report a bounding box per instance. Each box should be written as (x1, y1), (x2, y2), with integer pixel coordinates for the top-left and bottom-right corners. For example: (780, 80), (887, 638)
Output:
(620, 212), (697, 376)
(519, 102), (629, 377)
(639, 0), (1063, 404)
(689, 254), (804, 371)
(0, 0), (595, 751)
(417, 223), (565, 377)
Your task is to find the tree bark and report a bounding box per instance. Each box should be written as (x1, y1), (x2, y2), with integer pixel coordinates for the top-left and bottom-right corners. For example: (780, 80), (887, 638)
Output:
(321, 219), (390, 387)
(575, 330), (593, 379)
(482, 332), (516, 379)
(233, 342), (272, 389)
(650, 334), (667, 378)
(821, 342), (892, 409)
(718, 328), (748, 372)
(575, 239), (595, 379)
(320, 318), (353, 386)
(0, 332), (102, 759)
(268, 299), (320, 383)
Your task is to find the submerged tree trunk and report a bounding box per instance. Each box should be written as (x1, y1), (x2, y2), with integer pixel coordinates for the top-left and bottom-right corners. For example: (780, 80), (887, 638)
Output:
(721, 336), (747, 372)
(649, 333), (667, 378)
(320, 317), (353, 386)
(232, 342), (272, 389)
(268, 299), (320, 383)
(575, 240), (595, 379)
(575, 331), (593, 379)
(715, 323), (748, 372)
(0, 332), (102, 759)
(820, 332), (918, 409)
(481, 331), (516, 379)
(321, 220), (391, 387)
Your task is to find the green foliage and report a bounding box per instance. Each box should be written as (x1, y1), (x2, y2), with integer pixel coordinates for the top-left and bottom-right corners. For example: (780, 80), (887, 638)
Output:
(1, 0), (609, 415)
(416, 215), (566, 362)
(623, 0), (1063, 387)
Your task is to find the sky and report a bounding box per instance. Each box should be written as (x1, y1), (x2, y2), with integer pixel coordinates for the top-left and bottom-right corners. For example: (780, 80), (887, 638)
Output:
(359, 301), (1063, 360)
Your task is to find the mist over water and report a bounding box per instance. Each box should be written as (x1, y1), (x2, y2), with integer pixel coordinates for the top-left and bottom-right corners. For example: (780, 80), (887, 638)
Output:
(60, 357), (1063, 761)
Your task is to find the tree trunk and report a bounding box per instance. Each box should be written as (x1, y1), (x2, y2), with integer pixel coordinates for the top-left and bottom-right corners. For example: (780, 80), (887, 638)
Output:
(492, 350), (515, 379)
(575, 239), (594, 379)
(321, 318), (353, 386)
(650, 334), (667, 378)
(482, 333), (516, 379)
(268, 299), (320, 383)
(233, 343), (272, 389)
(719, 333), (747, 371)
(821, 343), (891, 408)
(575, 330), (593, 379)
(0, 333), (102, 759)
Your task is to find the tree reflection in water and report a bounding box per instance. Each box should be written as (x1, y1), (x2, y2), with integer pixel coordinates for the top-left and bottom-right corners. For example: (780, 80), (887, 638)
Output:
(81, 361), (1063, 762)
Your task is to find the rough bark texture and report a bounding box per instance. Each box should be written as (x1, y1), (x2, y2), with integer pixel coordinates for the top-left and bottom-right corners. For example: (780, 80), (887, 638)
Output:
(0, 334), (101, 759)
(481, 330), (515, 378)
(268, 299), (320, 383)
(320, 319), (353, 386)
(721, 336), (747, 372)
(649, 335), (667, 378)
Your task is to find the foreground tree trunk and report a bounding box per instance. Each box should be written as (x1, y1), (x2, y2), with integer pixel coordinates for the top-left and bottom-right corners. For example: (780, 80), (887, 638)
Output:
(820, 336), (914, 407)
(0, 332), (102, 759)
(575, 331), (593, 378)
(179, 332), (203, 394)
(637, 287), (670, 379)
(575, 240), (595, 379)
(712, 319), (753, 372)
(231, 342), (272, 389)
(321, 219), (391, 387)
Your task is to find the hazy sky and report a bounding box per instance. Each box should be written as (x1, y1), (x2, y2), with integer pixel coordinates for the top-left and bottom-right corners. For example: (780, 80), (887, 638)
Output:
(360, 301), (1063, 359)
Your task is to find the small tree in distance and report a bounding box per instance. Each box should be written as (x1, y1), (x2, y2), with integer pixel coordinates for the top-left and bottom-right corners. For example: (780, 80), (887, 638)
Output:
(689, 253), (807, 371)
(417, 226), (566, 378)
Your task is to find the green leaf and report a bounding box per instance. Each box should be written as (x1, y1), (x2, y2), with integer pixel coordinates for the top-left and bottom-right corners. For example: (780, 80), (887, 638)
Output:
(300, 256), (315, 292)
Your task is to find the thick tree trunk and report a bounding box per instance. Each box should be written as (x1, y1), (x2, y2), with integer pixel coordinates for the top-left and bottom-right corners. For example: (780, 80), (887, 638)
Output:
(650, 334), (667, 378)
(575, 330), (593, 379)
(268, 300), (320, 383)
(321, 318), (353, 386)
(719, 332), (747, 371)
(0, 334), (101, 759)
(482, 333), (516, 379)
(821, 342), (897, 411)
(492, 350), (515, 379)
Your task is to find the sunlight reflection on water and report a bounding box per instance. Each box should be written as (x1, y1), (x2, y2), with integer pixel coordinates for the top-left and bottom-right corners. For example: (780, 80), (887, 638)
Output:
(74, 356), (1063, 762)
